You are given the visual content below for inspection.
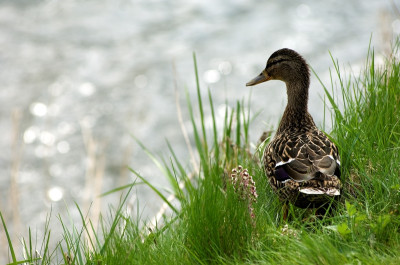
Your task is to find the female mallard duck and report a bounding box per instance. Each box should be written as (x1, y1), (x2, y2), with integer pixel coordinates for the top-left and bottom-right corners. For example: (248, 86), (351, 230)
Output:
(246, 48), (341, 210)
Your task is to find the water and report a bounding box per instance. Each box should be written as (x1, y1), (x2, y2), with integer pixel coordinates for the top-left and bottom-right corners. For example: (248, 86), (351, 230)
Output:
(0, 0), (396, 260)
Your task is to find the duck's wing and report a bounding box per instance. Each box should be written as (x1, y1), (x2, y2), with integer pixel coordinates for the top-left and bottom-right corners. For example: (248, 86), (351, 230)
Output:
(271, 130), (340, 182)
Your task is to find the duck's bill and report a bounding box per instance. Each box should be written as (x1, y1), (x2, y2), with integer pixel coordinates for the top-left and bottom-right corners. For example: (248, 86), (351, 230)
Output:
(246, 70), (271, 86)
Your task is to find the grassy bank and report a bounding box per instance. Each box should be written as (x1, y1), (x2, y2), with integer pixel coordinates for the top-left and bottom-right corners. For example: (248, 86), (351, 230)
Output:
(2, 40), (400, 264)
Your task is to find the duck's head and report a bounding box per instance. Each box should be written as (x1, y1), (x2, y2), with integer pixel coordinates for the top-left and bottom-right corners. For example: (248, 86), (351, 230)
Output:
(246, 48), (309, 86)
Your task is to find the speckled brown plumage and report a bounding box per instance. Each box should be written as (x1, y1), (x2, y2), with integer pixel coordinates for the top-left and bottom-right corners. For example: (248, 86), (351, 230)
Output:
(247, 48), (341, 209)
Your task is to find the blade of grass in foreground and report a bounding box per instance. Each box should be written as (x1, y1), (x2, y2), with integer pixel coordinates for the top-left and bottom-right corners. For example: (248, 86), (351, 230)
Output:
(131, 135), (170, 181)
(100, 184), (134, 255)
(193, 52), (209, 158)
(58, 210), (85, 265)
(208, 87), (219, 163)
(129, 167), (179, 215)
(236, 101), (241, 148)
(100, 182), (144, 197)
(1, 211), (17, 263)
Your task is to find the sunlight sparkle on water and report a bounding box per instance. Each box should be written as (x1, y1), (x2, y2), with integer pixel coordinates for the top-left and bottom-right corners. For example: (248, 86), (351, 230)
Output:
(23, 126), (40, 144)
(218, 61), (232, 75)
(57, 141), (70, 154)
(40, 131), (56, 146)
(79, 82), (96, 96)
(57, 122), (76, 135)
(203, 69), (220, 84)
(30, 102), (48, 117)
(47, 186), (64, 202)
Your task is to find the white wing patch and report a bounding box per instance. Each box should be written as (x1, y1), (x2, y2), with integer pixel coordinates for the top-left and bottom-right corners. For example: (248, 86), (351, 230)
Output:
(299, 188), (340, 196)
(275, 158), (295, 167)
(328, 155), (340, 166)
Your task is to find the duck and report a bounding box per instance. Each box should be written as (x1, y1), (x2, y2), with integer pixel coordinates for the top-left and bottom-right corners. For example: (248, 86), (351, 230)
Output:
(246, 48), (341, 213)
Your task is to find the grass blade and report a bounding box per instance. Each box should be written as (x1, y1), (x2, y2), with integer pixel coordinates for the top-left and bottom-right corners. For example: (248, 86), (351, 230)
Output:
(129, 167), (179, 215)
(0, 211), (17, 263)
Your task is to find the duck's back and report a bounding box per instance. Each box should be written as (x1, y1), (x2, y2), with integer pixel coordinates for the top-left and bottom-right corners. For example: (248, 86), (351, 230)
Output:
(264, 126), (341, 208)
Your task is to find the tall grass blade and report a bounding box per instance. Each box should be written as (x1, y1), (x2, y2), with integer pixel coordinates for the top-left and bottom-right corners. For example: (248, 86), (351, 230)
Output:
(128, 167), (179, 214)
(100, 182), (144, 197)
(132, 135), (169, 178)
(236, 101), (241, 147)
(208, 88), (219, 163)
(100, 184), (133, 255)
(0, 211), (17, 263)
(193, 53), (208, 156)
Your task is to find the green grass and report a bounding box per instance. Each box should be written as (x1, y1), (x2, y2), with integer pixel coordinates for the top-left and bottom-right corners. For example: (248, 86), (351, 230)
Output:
(2, 39), (400, 264)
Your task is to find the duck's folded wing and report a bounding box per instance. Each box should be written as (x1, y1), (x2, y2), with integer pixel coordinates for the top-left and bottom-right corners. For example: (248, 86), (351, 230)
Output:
(275, 158), (317, 182)
(271, 130), (341, 182)
(275, 155), (339, 182)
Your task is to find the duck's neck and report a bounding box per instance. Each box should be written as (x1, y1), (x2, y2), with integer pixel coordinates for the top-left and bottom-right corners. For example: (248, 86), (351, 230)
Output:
(276, 79), (315, 134)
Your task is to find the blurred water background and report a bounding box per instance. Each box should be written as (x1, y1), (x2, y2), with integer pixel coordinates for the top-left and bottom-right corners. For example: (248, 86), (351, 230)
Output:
(0, 0), (399, 260)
